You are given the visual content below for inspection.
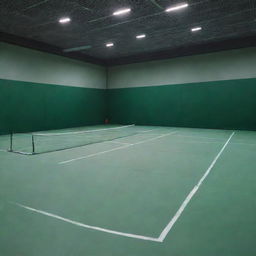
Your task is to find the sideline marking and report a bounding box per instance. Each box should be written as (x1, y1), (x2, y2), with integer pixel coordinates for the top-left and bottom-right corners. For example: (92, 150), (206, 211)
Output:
(15, 132), (235, 243)
(59, 131), (177, 164)
(158, 131), (235, 242)
(14, 203), (160, 242)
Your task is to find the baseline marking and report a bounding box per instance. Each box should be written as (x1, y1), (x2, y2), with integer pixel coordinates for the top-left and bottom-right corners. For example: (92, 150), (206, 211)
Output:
(59, 131), (177, 164)
(14, 203), (160, 242)
(15, 131), (234, 243)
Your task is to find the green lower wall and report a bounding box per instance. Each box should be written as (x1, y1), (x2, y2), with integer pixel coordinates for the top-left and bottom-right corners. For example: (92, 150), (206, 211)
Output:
(0, 79), (106, 134)
(2, 77), (256, 134)
(107, 78), (256, 131)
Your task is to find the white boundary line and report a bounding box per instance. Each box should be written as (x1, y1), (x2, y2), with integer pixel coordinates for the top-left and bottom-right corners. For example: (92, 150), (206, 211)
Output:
(59, 131), (177, 164)
(59, 144), (131, 164)
(107, 141), (133, 146)
(34, 125), (135, 136)
(173, 140), (222, 145)
(175, 134), (226, 141)
(140, 133), (173, 136)
(140, 129), (155, 133)
(12, 151), (33, 155)
(231, 142), (256, 146)
(13, 203), (160, 242)
(158, 131), (235, 242)
(14, 131), (235, 243)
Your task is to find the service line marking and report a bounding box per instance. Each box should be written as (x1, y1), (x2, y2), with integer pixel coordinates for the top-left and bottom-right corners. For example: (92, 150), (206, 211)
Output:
(107, 141), (133, 146)
(15, 132), (235, 243)
(139, 129), (155, 133)
(175, 134), (226, 141)
(58, 131), (178, 164)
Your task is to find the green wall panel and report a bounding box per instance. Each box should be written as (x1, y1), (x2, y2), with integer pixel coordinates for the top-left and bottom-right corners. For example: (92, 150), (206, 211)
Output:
(107, 78), (256, 131)
(1, 77), (256, 134)
(0, 79), (106, 134)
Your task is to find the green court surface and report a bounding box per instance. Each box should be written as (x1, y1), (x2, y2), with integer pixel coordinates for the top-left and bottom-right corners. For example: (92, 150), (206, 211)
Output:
(0, 125), (256, 256)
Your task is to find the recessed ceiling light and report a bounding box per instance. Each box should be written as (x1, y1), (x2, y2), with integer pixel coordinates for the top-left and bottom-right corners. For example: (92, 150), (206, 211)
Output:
(113, 8), (131, 16)
(63, 45), (92, 53)
(136, 34), (146, 39)
(191, 27), (202, 32)
(165, 3), (188, 12)
(106, 43), (114, 47)
(59, 17), (71, 24)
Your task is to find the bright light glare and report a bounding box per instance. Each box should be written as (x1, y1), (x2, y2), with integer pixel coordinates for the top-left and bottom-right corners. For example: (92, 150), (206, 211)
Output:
(191, 27), (202, 32)
(59, 17), (71, 24)
(136, 34), (146, 39)
(113, 8), (131, 16)
(106, 43), (114, 47)
(165, 3), (188, 12)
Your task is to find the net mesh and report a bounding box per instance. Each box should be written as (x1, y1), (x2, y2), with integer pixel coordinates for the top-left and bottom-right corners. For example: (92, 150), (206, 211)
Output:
(0, 134), (11, 152)
(10, 125), (137, 154)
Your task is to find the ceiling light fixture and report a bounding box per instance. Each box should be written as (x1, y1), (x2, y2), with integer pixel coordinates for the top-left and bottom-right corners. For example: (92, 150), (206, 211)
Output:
(106, 43), (114, 47)
(63, 45), (92, 53)
(136, 34), (146, 39)
(59, 17), (71, 24)
(113, 8), (131, 16)
(165, 3), (188, 12)
(191, 27), (202, 32)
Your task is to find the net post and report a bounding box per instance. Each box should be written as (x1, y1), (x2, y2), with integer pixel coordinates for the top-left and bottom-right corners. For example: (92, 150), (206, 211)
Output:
(9, 132), (13, 152)
(32, 134), (35, 154)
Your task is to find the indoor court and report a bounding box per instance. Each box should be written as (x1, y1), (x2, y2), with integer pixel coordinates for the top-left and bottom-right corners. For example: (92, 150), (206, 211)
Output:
(1, 1), (256, 256)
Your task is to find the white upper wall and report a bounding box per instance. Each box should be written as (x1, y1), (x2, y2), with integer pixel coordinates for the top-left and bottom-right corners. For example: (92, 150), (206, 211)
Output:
(0, 42), (106, 89)
(108, 47), (256, 89)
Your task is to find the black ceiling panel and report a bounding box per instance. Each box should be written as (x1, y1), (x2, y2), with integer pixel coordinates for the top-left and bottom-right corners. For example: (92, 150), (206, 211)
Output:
(1, 0), (256, 66)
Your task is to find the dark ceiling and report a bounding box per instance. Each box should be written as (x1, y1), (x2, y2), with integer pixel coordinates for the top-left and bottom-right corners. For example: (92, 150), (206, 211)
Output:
(1, 0), (256, 66)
